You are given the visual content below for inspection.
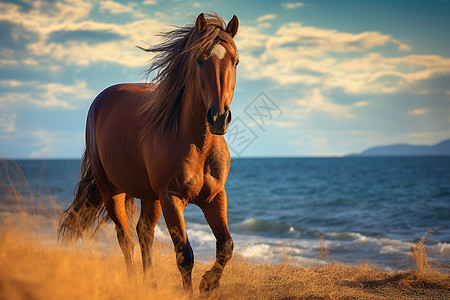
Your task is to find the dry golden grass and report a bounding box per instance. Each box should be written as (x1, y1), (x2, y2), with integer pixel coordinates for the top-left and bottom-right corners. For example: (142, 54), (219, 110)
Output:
(318, 232), (330, 263)
(1, 217), (449, 300)
(409, 229), (433, 276)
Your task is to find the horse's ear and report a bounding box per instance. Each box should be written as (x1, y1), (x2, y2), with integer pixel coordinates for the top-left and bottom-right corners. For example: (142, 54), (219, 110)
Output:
(226, 15), (239, 38)
(196, 13), (207, 34)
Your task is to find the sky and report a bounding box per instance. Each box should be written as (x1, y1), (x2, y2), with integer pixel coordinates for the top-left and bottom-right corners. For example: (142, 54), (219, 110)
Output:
(0, 0), (449, 158)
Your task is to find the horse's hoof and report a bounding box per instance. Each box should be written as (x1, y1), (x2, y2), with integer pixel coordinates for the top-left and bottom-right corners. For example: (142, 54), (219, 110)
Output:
(199, 269), (221, 295)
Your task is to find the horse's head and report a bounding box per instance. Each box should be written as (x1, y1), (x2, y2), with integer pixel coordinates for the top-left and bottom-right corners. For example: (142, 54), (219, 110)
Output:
(195, 13), (239, 135)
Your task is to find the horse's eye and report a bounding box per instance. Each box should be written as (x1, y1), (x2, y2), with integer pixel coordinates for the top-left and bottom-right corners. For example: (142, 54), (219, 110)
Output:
(197, 57), (204, 67)
(235, 60), (239, 67)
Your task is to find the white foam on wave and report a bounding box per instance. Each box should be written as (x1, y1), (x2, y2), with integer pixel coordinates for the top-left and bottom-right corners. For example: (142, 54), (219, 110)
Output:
(241, 218), (258, 225)
(150, 223), (432, 268)
(240, 243), (272, 259)
(233, 217), (300, 235)
(379, 245), (410, 255)
(237, 242), (320, 265)
(148, 225), (450, 270)
(168, 221), (323, 265)
(431, 242), (450, 255)
(328, 231), (412, 248)
(187, 228), (215, 244)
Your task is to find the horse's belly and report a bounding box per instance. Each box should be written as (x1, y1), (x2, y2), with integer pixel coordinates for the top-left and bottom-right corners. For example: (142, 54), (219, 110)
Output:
(96, 128), (156, 199)
(103, 160), (157, 199)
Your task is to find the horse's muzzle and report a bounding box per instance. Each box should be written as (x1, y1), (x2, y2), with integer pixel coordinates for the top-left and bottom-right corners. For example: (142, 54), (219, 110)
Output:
(207, 107), (232, 135)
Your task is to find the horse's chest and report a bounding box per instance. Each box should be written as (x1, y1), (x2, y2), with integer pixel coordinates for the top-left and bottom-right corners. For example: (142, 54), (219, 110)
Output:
(169, 156), (227, 203)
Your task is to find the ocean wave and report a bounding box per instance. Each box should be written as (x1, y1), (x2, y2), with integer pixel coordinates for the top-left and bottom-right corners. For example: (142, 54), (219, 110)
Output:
(4, 211), (447, 270)
(187, 227), (215, 244)
(239, 243), (272, 259)
(143, 223), (450, 269)
(231, 217), (319, 238)
(379, 245), (410, 255)
(235, 241), (320, 265)
(327, 231), (412, 248)
(431, 242), (450, 255)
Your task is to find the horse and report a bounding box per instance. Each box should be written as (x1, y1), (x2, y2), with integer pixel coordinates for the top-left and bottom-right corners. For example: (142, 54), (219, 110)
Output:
(58, 12), (239, 295)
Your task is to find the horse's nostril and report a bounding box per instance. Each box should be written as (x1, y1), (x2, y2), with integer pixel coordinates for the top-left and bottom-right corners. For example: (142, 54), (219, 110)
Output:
(207, 109), (213, 124)
(226, 109), (232, 125)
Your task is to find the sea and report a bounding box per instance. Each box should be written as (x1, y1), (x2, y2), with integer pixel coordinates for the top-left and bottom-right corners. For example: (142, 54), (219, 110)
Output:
(1, 157), (449, 271)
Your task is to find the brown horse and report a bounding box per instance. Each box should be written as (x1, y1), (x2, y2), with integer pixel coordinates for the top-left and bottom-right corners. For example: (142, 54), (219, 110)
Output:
(58, 12), (239, 294)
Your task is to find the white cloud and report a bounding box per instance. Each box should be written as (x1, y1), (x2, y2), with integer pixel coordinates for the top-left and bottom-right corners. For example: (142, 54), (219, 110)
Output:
(35, 81), (94, 109)
(0, 80), (24, 87)
(0, 59), (18, 65)
(235, 22), (450, 94)
(256, 14), (276, 23)
(28, 130), (84, 158)
(0, 125), (85, 158)
(327, 54), (450, 93)
(0, 0), (93, 29)
(282, 2), (304, 9)
(0, 113), (16, 133)
(143, 0), (157, 5)
(272, 23), (410, 54)
(289, 134), (329, 154)
(0, 80), (94, 109)
(407, 108), (428, 116)
(0, 0), (168, 68)
(295, 88), (368, 118)
(0, 92), (31, 107)
(401, 130), (450, 138)
(29, 130), (57, 158)
(99, 1), (145, 18)
(273, 121), (297, 128)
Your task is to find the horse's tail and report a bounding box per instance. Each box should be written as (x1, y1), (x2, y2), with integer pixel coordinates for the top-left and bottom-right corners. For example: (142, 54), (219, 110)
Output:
(58, 149), (137, 244)
(58, 149), (138, 243)
(58, 149), (106, 243)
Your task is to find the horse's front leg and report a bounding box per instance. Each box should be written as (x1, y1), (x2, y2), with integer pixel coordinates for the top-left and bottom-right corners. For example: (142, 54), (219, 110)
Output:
(199, 189), (233, 295)
(160, 193), (194, 292)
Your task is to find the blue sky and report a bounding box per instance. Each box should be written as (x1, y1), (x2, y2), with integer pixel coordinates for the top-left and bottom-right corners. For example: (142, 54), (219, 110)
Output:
(0, 0), (449, 158)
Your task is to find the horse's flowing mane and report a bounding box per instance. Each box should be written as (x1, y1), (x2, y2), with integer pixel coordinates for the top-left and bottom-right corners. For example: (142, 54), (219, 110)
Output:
(139, 12), (236, 141)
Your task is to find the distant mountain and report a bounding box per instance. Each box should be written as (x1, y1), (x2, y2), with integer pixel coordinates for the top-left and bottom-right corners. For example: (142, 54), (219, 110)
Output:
(348, 139), (450, 156)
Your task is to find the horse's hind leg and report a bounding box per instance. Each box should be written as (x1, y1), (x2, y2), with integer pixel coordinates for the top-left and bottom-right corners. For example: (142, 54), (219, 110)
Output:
(137, 199), (162, 285)
(103, 192), (136, 280)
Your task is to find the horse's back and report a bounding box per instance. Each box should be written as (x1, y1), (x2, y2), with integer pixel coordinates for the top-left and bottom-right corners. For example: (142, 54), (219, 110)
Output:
(88, 83), (152, 149)
(86, 83), (158, 199)
(88, 83), (152, 122)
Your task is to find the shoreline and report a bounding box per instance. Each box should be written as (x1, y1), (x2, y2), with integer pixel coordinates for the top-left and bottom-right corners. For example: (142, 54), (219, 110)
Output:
(1, 209), (449, 273)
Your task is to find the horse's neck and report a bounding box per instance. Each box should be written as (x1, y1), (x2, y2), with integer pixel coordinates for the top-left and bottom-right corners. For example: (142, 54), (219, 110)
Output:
(179, 90), (212, 150)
